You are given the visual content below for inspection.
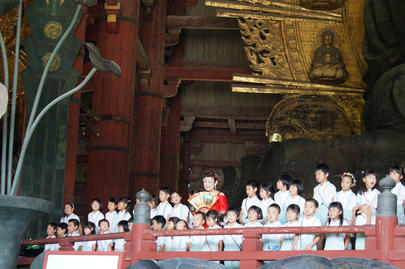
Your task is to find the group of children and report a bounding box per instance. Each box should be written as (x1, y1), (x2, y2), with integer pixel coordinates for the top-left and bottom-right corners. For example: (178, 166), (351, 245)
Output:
(45, 197), (132, 252)
(45, 163), (405, 267)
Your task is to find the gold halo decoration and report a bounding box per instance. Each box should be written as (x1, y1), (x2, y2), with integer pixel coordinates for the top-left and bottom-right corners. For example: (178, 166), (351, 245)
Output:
(44, 21), (63, 40)
(42, 53), (61, 72)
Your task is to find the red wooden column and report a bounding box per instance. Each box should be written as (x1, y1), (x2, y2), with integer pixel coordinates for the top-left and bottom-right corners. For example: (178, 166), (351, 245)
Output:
(159, 95), (181, 190)
(64, 7), (87, 205)
(179, 133), (191, 199)
(86, 0), (139, 203)
(130, 0), (167, 197)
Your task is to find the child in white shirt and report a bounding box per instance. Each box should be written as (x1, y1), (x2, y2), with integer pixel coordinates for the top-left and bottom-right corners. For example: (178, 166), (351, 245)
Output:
(60, 202), (80, 224)
(189, 212), (208, 251)
(105, 198), (118, 233)
(156, 187), (173, 221)
(56, 223), (67, 251)
(44, 223), (58, 252)
(162, 217), (180, 252)
(116, 197), (132, 230)
(80, 222), (96, 251)
(354, 170), (380, 224)
(115, 220), (129, 252)
(244, 205), (263, 227)
(285, 179), (306, 216)
(353, 204), (372, 250)
(203, 210), (223, 254)
(333, 172), (357, 224)
(389, 165), (405, 225)
(293, 199), (321, 250)
(97, 219), (112, 251)
(274, 175), (292, 224)
(240, 180), (261, 224)
(324, 202), (350, 250)
(313, 164), (336, 225)
(67, 219), (81, 251)
(147, 196), (158, 220)
(280, 204), (300, 250)
(263, 204), (282, 251)
(223, 208), (243, 269)
(151, 215), (166, 251)
(88, 199), (104, 233)
(173, 220), (191, 251)
(259, 183), (275, 224)
(169, 191), (190, 224)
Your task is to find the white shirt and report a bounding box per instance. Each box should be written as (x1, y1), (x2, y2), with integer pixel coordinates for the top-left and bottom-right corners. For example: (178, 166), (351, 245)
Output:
(172, 235), (190, 251)
(262, 221), (282, 247)
(114, 238), (126, 251)
(150, 208), (157, 219)
(274, 191), (290, 210)
(67, 230), (81, 251)
(244, 221), (263, 227)
(44, 235), (58, 251)
(334, 190), (356, 221)
(97, 231), (112, 251)
(260, 198), (275, 220)
(391, 182), (405, 206)
(313, 181), (336, 206)
(282, 220), (299, 240)
(116, 210), (131, 223)
(297, 216), (321, 250)
(356, 189), (380, 214)
(88, 211), (105, 227)
(171, 203), (190, 222)
(189, 227), (207, 250)
(206, 225), (223, 251)
(105, 211), (118, 232)
(324, 219), (349, 250)
(60, 213), (80, 224)
(285, 195), (306, 214)
(156, 201), (173, 220)
(80, 239), (96, 251)
(223, 223), (243, 250)
(241, 196), (261, 221)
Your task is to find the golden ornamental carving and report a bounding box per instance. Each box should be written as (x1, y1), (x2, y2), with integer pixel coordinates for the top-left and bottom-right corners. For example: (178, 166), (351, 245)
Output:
(299, 0), (345, 11)
(265, 94), (362, 141)
(238, 18), (292, 79)
(44, 21), (63, 39)
(42, 53), (62, 72)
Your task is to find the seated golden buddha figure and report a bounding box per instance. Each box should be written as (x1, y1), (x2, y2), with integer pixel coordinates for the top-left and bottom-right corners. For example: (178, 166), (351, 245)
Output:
(308, 31), (348, 84)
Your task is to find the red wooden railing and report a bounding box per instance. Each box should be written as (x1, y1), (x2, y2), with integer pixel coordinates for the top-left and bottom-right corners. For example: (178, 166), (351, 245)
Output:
(18, 216), (405, 268)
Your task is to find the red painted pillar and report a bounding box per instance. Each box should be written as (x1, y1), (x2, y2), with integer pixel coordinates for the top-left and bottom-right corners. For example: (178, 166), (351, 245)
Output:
(64, 7), (87, 205)
(375, 216), (397, 264)
(159, 95), (181, 191)
(241, 230), (263, 268)
(179, 133), (190, 199)
(86, 0), (139, 204)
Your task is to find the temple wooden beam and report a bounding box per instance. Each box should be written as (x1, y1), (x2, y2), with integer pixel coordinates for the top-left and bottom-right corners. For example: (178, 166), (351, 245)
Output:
(193, 121), (265, 130)
(191, 159), (241, 169)
(182, 106), (272, 120)
(166, 15), (239, 30)
(190, 129), (267, 144)
(164, 66), (251, 81)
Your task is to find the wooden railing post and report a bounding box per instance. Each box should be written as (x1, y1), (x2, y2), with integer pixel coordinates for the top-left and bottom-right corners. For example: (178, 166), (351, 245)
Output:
(376, 176), (397, 264)
(58, 237), (74, 251)
(240, 229), (263, 268)
(130, 189), (151, 263)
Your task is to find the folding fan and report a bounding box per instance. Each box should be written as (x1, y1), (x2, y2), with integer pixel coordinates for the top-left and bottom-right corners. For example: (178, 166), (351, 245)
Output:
(187, 192), (218, 211)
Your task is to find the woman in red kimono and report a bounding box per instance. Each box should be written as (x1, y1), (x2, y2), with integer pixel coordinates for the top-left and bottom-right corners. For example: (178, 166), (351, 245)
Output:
(199, 168), (229, 215)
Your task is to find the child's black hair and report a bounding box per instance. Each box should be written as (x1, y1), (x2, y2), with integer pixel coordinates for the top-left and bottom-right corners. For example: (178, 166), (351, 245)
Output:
(260, 183), (274, 198)
(98, 219), (110, 227)
(147, 195), (158, 205)
(90, 198), (102, 211)
(245, 179), (258, 189)
(194, 211), (206, 221)
(168, 217), (181, 226)
(305, 198), (319, 208)
(290, 179), (303, 195)
(152, 215), (166, 227)
(108, 198), (117, 205)
(83, 222), (96, 234)
(118, 197), (131, 211)
(65, 202), (75, 210)
(286, 203), (300, 215)
(341, 172), (356, 186)
(278, 175), (292, 189)
(359, 169), (377, 194)
(315, 163), (330, 174)
(248, 205), (263, 220)
(118, 220), (130, 232)
(226, 207), (240, 217)
(269, 203), (281, 214)
(68, 219), (79, 227)
(48, 222), (57, 231)
(205, 210), (219, 222)
(56, 223), (67, 235)
(390, 165), (404, 177)
(328, 201), (344, 226)
(159, 186), (172, 196)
